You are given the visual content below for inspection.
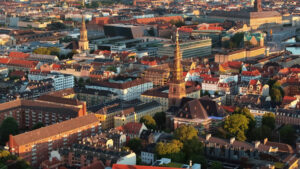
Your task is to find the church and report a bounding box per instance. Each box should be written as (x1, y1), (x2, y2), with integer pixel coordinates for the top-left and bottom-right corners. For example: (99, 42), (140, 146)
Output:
(207, 0), (282, 30)
(141, 30), (227, 132)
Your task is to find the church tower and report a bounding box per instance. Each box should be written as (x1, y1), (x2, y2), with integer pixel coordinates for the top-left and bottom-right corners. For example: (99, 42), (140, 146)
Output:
(78, 14), (89, 52)
(168, 29), (186, 108)
(254, 0), (262, 12)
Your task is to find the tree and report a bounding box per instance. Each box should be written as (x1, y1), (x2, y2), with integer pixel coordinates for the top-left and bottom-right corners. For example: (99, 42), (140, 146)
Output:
(279, 125), (296, 145)
(77, 78), (85, 88)
(203, 90), (210, 97)
(106, 66), (117, 73)
(48, 47), (60, 56)
(126, 138), (142, 153)
(47, 22), (67, 30)
(156, 139), (183, 156)
(268, 80), (284, 106)
(233, 107), (256, 130)
(248, 125), (272, 141)
(262, 113), (275, 130)
(33, 47), (60, 56)
(170, 20), (185, 27)
(153, 112), (166, 130)
(224, 114), (249, 141)
(182, 137), (203, 161)
(174, 125), (198, 142)
(211, 161), (223, 169)
(156, 139), (185, 162)
(270, 88), (282, 103)
(33, 47), (50, 55)
(87, 1), (99, 8)
(31, 122), (44, 130)
(190, 155), (207, 169)
(140, 115), (156, 130)
(214, 91), (219, 96)
(0, 117), (19, 145)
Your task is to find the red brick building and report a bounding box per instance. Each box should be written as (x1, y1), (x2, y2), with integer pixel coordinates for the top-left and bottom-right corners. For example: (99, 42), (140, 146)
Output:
(0, 96), (87, 129)
(8, 114), (101, 167)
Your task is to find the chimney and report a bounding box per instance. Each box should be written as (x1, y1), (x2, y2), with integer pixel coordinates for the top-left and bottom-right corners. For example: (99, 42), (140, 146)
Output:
(230, 137), (235, 144)
(205, 134), (211, 141)
(189, 160), (192, 167)
(254, 141), (260, 148)
(8, 134), (14, 152)
(263, 138), (268, 144)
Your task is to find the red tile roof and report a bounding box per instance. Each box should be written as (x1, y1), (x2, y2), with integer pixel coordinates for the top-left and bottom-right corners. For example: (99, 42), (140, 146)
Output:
(113, 164), (182, 169)
(203, 77), (219, 82)
(249, 79), (258, 85)
(52, 64), (61, 70)
(141, 60), (157, 66)
(0, 58), (9, 64)
(134, 16), (183, 24)
(118, 122), (143, 135)
(282, 96), (297, 105)
(8, 59), (38, 68)
(11, 114), (99, 146)
(9, 52), (30, 59)
(242, 70), (261, 76)
(222, 106), (235, 113)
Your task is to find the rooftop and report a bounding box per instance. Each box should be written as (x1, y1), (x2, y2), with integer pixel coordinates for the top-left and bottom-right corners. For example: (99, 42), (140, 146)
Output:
(11, 114), (99, 146)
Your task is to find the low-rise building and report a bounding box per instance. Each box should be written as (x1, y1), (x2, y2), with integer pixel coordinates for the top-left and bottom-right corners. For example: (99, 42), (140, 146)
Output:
(200, 135), (298, 168)
(215, 47), (265, 64)
(157, 38), (212, 58)
(114, 101), (162, 127)
(241, 70), (261, 82)
(28, 70), (74, 91)
(86, 77), (153, 101)
(0, 96), (87, 128)
(8, 114), (101, 167)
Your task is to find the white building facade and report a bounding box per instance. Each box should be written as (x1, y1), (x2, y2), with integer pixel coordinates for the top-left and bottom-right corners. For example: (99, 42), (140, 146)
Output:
(28, 71), (74, 91)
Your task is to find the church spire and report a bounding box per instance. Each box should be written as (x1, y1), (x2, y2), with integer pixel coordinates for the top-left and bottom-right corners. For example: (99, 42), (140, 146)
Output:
(168, 28), (186, 108)
(172, 28), (184, 82)
(78, 14), (89, 51)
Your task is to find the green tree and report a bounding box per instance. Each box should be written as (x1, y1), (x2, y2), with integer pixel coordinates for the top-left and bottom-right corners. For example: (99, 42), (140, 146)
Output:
(33, 47), (60, 56)
(224, 114), (249, 141)
(211, 161), (223, 169)
(106, 66), (117, 73)
(77, 78), (85, 88)
(262, 112), (275, 130)
(182, 137), (203, 161)
(31, 122), (44, 130)
(48, 47), (60, 56)
(270, 88), (282, 103)
(153, 112), (166, 130)
(126, 138), (142, 153)
(170, 20), (185, 27)
(279, 125), (296, 145)
(268, 80), (284, 106)
(33, 47), (50, 55)
(233, 107), (256, 130)
(203, 90), (210, 97)
(156, 139), (183, 156)
(47, 22), (67, 30)
(190, 155), (207, 169)
(140, 115), (156, 129)
(90, 1), (99, 8)
(0, 117), (19, 145)
(174, 125), (198, 142)
(248, 125), (272, 141)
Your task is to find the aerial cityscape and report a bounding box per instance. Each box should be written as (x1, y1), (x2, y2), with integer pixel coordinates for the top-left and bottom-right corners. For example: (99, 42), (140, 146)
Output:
(0, 0), (299, 169)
